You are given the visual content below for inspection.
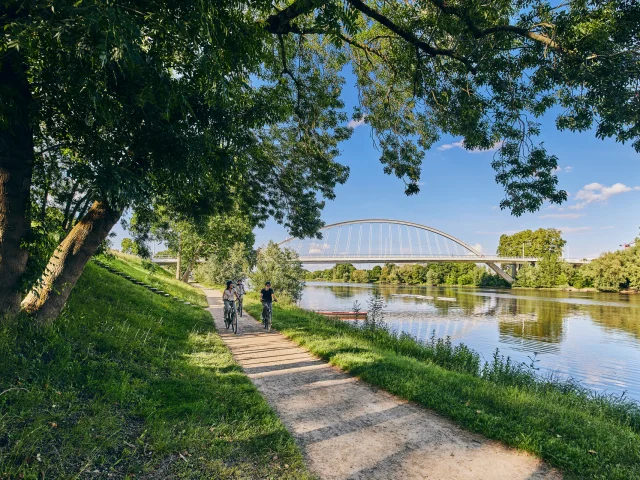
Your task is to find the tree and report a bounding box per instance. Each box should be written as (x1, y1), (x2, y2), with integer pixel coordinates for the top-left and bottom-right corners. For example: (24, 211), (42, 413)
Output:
(250, 242), (305, 302)
(497, 229), (566, 257)
(195, 243), (254, 286)
(3, 1), (351, 320)
(350, 269), (369, 283)
(581, 235), (640, 292)
(120, 238), (137, 256)
(3, 0), (639, 318)
(426, 269), (439, 286)
(264, 0), (639, 213)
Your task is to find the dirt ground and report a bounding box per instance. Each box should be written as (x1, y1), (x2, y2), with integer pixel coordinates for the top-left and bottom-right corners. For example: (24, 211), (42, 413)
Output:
(201, 286), (561, 480)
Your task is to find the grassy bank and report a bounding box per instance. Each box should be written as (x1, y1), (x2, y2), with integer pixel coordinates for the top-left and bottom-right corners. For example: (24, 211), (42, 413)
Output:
(97, 251), (207, 307)
(244, 295), (640, 480)
(0, 263), (312, 479)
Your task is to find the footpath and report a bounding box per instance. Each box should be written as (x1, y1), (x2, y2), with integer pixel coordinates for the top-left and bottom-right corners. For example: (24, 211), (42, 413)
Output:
(199, 286), (560, 480)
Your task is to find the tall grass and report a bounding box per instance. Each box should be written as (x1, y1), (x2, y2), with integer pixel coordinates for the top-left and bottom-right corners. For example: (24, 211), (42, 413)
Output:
(244, 293), (640, 480)
(0, 264), (312, 479)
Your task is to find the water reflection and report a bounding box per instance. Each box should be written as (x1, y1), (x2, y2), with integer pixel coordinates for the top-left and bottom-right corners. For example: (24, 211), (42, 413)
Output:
(300, 282), (640, 400)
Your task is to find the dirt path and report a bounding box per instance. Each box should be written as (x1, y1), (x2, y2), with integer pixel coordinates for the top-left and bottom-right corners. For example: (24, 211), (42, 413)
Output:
(200, 286), (560, 480)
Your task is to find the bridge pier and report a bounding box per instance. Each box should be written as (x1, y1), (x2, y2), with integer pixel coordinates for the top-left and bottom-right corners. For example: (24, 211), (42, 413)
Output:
(486, 262), (514, 284)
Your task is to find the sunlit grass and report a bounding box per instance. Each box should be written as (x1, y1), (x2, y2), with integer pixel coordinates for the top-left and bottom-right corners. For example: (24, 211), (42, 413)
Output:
(96, 251), (207, 307)
(244, 294), (640, 480)
(0, 264), (312, 479)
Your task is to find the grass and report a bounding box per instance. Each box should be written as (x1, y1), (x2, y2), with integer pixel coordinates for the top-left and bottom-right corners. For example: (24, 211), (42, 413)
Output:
(96, 251), (207, 307)
(0, 263), (313, 479)
(244, 294), (640, 480)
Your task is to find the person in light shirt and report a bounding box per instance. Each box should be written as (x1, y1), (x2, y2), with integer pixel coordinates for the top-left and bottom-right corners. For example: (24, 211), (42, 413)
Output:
(222, 280), (238, 319)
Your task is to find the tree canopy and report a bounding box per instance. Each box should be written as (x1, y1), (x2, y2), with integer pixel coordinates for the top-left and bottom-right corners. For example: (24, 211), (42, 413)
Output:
(2, 0), (639, 319)
(497, 228), (566, 257)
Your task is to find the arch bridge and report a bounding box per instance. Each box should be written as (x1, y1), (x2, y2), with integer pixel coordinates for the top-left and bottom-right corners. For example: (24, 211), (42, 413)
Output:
(278, 219), (586, 284)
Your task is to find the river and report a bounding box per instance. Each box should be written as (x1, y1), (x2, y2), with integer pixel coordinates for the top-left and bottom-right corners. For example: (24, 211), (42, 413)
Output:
(299, 282), (640, 401)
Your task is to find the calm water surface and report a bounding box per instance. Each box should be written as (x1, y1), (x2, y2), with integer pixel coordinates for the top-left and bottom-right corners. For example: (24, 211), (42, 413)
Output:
(300, 282), (640, 401)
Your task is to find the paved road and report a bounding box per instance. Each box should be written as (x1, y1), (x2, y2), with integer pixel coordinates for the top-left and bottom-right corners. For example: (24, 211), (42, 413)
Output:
(200, 286), (560, 480)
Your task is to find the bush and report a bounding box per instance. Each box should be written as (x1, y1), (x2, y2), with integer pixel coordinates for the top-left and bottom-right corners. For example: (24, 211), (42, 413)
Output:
(250, 242), (305, 302)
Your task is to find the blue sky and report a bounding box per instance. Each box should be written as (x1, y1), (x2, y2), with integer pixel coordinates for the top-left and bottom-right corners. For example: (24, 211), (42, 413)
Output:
(112, 77), (640, 260)
(254, 119), (639, 259)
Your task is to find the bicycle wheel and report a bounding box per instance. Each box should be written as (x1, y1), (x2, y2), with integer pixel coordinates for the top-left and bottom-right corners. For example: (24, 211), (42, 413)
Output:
(238, 298), (243, 317)
(266, 308), (272, 332)
(231, 308), (238, 334)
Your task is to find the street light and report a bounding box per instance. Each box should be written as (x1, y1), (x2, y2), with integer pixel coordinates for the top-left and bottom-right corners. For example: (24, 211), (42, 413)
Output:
(522, 241), (532, 258)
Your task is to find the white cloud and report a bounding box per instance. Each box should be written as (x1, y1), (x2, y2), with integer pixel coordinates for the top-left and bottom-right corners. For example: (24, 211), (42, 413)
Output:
(558, 226), (592, 234)
(471, 243), (483, 254)
(554, 165), (574, 173)
(347, 117), (366, 129)
(539, 213), (585, 219)
(437, 139), (503, 153)
(569, 182), (640, 210)
(564, 166), (574, 173)
(491, 206), (499, 210)
(437, 140), (465, 151)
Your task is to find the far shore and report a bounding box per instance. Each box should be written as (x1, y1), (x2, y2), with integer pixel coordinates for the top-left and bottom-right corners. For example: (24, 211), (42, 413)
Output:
(303, 280), (637, 294)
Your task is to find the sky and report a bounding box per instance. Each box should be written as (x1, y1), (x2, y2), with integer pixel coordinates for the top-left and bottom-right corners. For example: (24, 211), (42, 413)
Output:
(111, 76), (640, 260)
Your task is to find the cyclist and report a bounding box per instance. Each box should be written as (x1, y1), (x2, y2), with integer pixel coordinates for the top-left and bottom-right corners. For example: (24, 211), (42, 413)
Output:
(236, 279), (246, 298)
(235, 279), (246, 316)
(260, 281), (277, 326)
(222, 280), (238, 322)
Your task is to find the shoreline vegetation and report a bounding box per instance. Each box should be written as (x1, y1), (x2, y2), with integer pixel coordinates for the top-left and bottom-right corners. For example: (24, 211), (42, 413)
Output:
(0, 258), (311, 479)
(243, 293), (640, 480)
(305, 278), (623, 294)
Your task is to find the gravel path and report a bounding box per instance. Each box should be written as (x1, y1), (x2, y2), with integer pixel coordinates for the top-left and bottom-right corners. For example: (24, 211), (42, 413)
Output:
(200, 286), (560, 480)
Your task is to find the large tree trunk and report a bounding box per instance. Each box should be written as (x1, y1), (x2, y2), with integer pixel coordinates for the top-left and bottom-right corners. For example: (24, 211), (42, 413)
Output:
(21, 201), (122, 323)
(181, 243), (203, 282)
(0, 51), (35, 314)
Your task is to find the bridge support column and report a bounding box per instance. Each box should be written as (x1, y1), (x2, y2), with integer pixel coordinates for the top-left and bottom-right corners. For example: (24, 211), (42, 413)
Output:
(511, 263), (517, 277)
(486, 262), (514, 284)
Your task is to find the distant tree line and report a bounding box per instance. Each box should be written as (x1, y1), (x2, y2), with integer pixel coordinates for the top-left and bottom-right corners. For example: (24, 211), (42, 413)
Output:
(305, 262), (510, 288)
(306, 229), (640, 293)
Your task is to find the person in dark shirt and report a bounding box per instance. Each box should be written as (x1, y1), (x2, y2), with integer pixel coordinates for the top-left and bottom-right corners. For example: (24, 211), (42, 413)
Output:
(260, 281), (277, 324)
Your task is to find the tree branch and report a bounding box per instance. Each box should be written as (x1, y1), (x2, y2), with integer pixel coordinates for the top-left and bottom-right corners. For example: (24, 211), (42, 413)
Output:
(429, 0), (562, 51)
(345, 0), (477, 72)
(265, 0), (329, 34)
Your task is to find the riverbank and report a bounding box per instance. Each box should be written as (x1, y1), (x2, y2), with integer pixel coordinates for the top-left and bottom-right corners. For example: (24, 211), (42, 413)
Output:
(0, 262), (311, 479)
(244, 295), (640, 480)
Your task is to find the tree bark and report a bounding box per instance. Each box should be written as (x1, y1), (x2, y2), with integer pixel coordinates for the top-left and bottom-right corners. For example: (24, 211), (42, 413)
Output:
(0, 51), (35, 314)
(61, 179), (80, 231)
(175, 237), (182, 280)
(181, 243), (203, 282)
(65, 191), (89, 232)
(21, 201), (122, 323)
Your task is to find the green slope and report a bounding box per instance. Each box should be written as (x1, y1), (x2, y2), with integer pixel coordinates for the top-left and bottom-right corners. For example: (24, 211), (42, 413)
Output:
(0, 262), (312, 479)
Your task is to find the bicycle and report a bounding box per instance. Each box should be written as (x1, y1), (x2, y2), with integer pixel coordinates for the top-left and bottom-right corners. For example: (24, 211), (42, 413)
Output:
(262, 301), (273, 332)
(224, 301), (238, 334)
(236, 296), (243, 317)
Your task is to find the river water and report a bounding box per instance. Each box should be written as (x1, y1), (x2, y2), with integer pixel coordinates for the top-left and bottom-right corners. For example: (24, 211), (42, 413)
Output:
(299, 282), (640, 401)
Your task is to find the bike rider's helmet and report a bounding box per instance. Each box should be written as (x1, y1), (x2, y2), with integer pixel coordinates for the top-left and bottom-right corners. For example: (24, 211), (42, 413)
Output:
(226, 280), (233, 288)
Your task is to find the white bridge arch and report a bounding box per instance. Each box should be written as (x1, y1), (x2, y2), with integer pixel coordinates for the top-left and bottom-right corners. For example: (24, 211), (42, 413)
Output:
(278, 219), (534, 283)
